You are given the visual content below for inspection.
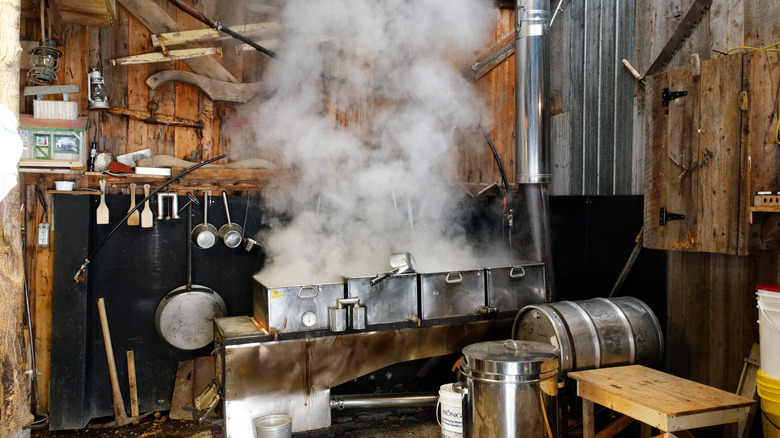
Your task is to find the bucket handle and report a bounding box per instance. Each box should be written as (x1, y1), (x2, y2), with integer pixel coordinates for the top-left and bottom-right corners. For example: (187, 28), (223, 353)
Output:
(758, 302), (780, 333)
(509, 266), (526, 279)
(298, 285), (319, 299)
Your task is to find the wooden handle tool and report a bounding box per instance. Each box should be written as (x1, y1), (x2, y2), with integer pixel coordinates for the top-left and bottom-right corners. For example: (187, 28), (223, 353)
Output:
(127, 183), (139, 226)
(97, 180), (109, 224)
(141, 184), (153, 228)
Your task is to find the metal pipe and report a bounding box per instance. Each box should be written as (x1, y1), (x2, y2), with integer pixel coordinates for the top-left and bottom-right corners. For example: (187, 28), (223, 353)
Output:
(330, 393), (438, 411)
(515, 0), (551, 184)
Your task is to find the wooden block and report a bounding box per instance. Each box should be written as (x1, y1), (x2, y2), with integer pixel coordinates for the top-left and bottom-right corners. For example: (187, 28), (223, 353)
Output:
(737, 344), (760, 438)
(169, 359), (195, 420)
(126, 350), (139, 423)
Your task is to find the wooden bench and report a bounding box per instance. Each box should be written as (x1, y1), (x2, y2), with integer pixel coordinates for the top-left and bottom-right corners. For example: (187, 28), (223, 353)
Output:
(568, 365), (756, 438)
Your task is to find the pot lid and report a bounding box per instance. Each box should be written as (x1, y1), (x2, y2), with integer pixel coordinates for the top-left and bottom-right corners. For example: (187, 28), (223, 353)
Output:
(462, 340), (559, 379)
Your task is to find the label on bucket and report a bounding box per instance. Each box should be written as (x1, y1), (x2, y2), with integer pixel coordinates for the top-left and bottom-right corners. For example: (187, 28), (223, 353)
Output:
(439, 383), (463, 433)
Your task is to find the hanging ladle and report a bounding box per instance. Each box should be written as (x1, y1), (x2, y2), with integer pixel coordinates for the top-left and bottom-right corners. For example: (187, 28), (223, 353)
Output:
(191, 193), (217, 249)
(218, 191), (244, 248)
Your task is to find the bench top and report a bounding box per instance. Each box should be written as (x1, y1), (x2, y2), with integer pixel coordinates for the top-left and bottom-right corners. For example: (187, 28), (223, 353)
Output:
(568, 365), (755, 417)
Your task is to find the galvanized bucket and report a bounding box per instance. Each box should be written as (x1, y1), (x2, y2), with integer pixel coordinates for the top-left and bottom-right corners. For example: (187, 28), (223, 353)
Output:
(253, 413), (292, 438)
(512, 296), (664, 372)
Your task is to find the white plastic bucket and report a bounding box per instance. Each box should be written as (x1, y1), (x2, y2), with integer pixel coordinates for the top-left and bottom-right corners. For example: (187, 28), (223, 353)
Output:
(437, 383), (463, 438)
(758, 285), (780, 380)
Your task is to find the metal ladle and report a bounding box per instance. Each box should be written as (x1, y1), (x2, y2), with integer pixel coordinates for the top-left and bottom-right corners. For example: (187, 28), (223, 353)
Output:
(218, 192), (243, 248)
(370, 252), (417, 286)
(191, 193), (217, 249)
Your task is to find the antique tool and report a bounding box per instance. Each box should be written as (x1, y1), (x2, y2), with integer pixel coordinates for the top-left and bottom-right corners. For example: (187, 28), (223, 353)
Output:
(96, 298), (149, 427)
(370, 252), (417, 286)
(157, 192), (180, 220)
(218, 192), (243, 248)
(146, 70), (269, 103)
(679, 147), (713, 180)
(127, 183), (139, 226)
(110, 47), (222, 66)
(141, 184), (153, 228)
(108, 100), (203, 130)
(96, 180), (109, 224)
(643, 0), (713, 78)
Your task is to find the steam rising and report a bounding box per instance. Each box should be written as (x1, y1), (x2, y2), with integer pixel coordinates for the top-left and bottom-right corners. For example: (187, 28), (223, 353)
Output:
(248, 0), (496, 285)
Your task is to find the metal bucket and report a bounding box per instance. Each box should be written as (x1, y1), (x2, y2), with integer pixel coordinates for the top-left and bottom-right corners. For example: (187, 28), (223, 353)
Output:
(253, 413), (292, 438)
(512, 297), (664, 372)
(460, 340), (559, 438)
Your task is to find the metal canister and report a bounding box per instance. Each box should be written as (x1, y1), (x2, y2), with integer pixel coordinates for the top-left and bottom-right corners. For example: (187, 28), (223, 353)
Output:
(460, 340), (559, 437)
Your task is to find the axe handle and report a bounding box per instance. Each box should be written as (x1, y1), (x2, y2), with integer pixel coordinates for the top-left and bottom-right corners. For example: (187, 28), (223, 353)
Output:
(98, 298), (128, 422)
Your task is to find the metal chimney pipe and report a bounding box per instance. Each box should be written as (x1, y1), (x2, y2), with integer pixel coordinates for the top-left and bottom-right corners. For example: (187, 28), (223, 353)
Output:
(515, 0), (551, 184)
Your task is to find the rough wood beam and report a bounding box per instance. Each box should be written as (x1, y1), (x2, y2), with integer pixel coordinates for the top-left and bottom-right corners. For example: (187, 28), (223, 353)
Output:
(47, 0), (63, 40)
(152, 22), (280, 47)
(111, 47), (221, 66)
(0, 0), (34, 436)
(116, 0), (237, 83)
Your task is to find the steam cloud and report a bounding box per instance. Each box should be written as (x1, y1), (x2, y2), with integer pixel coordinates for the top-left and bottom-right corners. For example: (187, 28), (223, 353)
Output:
(247, 0), (497, 285)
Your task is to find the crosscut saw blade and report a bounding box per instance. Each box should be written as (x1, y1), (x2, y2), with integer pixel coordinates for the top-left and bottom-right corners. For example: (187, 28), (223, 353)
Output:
(644, 0), (713, 78)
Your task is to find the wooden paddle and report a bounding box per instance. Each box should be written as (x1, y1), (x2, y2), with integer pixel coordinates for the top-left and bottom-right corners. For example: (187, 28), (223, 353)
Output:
(141, 184), (153, 228)
(127, 183), (139, 226)
(97, 180), (109, 224)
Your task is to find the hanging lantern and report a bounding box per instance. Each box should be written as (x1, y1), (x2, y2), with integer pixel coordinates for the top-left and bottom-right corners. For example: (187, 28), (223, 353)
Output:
(27, 39), (62, 85)
(87, 68), (110, 110)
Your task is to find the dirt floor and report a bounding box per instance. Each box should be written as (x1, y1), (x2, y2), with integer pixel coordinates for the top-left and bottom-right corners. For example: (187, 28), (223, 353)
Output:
(29, 408), (442, 438)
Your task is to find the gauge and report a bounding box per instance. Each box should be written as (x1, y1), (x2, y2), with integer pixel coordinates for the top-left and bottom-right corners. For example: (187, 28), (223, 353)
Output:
(301, 311), (317, 327)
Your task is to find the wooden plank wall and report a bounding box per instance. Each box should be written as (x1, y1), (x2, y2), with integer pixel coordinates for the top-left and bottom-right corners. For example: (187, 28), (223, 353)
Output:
(635, 0), (780, 391)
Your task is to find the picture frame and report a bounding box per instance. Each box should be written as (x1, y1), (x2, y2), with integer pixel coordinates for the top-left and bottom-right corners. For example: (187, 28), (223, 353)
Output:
(33, 134), (51, 159)
(54, 134), (79, 155)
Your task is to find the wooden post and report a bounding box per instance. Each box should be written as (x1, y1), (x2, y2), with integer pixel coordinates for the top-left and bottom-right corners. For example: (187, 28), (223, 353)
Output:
(0, 0), (32, 436)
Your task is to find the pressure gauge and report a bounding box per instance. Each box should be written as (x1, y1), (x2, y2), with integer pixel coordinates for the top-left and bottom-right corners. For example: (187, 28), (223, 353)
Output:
(301, 311), (317, 328)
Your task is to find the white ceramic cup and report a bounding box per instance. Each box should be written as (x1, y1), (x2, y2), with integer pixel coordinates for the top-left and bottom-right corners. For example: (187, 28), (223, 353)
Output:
(54, 181), (75, 191)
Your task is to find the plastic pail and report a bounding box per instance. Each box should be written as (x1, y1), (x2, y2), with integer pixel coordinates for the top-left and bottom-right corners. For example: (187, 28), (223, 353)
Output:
(757, 370), (780, 438)
(437, 383), (463, 438)
(758, 286), (780, 380)
(253, 414), (292, 438)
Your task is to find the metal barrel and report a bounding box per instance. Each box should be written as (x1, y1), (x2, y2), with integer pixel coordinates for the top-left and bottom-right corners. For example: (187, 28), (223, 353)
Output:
(512, 297), (664, 372)
(460, 340), (559, 438)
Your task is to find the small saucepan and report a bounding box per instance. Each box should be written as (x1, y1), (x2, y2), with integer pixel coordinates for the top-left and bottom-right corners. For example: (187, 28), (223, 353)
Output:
(218, 192), (244, 248)
(191, 193), (218, 249)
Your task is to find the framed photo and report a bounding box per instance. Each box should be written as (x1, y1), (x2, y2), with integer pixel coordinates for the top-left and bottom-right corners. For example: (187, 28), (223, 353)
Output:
(33, 134), (50, 159)
(54, 135), (79, 155)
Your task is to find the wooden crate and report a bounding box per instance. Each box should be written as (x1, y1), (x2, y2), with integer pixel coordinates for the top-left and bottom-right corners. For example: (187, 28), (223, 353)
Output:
(644, 51), (780, 255)
(18, 114), (89, 170)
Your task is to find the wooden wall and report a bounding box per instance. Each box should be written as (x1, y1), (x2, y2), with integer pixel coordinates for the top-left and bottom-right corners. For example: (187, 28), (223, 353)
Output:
(634, 0), (780, 391)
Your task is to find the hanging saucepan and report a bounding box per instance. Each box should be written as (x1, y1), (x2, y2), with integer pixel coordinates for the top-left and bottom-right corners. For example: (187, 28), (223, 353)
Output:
(191, 192), (217, 249)
(218, 192), (243, 248)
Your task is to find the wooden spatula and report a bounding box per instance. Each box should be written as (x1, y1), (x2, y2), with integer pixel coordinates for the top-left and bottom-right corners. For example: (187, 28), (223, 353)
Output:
(97, 180), (109, 224)
(127, 183), (139, 226)
(141, 184), (153, 228)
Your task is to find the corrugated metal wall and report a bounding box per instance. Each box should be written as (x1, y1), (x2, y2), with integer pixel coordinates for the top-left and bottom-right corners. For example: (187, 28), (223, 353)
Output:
(549, 0), (638, 196)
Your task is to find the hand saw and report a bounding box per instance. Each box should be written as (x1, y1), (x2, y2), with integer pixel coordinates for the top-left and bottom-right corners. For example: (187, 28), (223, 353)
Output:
(643, 0), (713, 78)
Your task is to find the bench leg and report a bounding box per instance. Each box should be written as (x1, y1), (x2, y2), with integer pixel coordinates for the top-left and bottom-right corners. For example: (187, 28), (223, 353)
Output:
(583, 399), (595, 438)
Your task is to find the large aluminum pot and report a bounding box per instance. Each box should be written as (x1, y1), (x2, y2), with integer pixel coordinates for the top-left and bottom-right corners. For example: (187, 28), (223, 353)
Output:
(512, 296), (664, 373)
(460, 340), (559, 438)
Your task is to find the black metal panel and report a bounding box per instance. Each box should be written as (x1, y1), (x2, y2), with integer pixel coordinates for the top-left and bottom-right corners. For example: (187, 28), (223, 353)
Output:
(549, 195), (667, 328)
(49, 193), (264, 428)
(50, 194), (92, 430)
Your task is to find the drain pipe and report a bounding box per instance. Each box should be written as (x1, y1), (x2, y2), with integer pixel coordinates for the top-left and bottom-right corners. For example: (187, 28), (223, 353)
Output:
(330, 394), (438, 410)
(515, 0), (556, 300)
